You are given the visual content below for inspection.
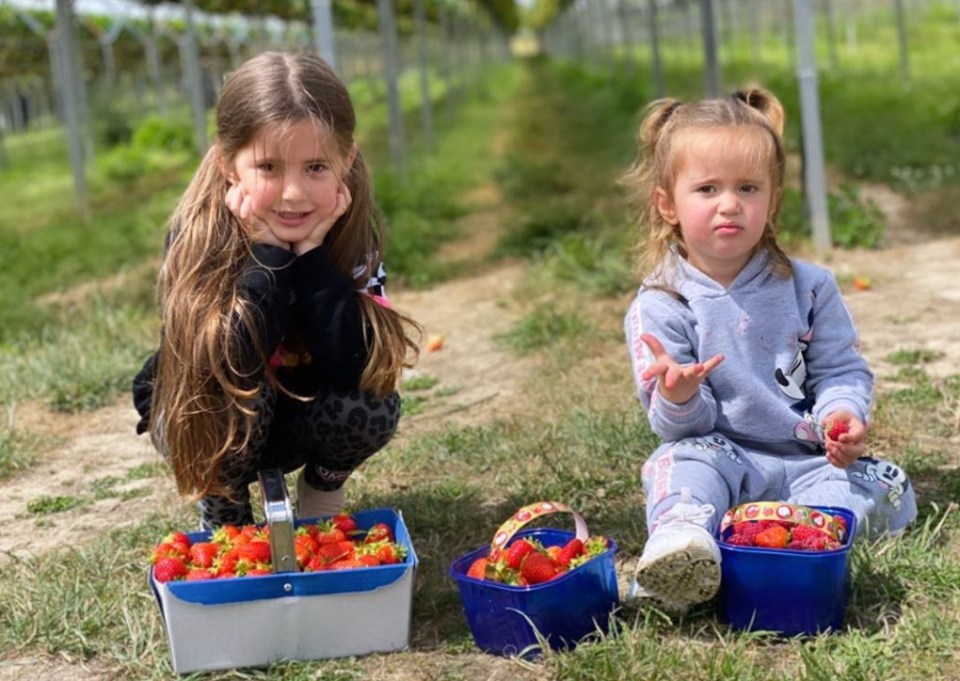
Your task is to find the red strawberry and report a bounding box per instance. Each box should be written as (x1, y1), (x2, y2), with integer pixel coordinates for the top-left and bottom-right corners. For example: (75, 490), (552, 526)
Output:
(317, 540), (354, 564)
(215, 552), (239, 577)
(163, 531), (191, 549)
(316, 524), (347, 546)
(730, 522), (767, 544)
(558, 538), (584, 567)
(153, 556), (188, 583)
(790, 525), (823, 542)
(358, 554), (381, 567)
(295, 532), (318, 552)
(294, 534), (318, 567)
(364, 522), (394, 544)
(504, 539), (536, 570)
(305, 555), (327, 572)
(724, 532), (756, 546)
(754, 525), (790, 549)
(329, 558), (365, 570)
(374, 542), (405, 565)
(240, 524), (262, 538)
(151, 541), (187, 563)
(185, 568), (215, 581)
(466, 558), (488, 580)
(519, 552), (556, 585)
(545, 546), (562, 564)
(827, 420), (850, 441)
(237, 540), (272, 564)
(189, 542), (220, 569)
(331, 513), (358, 534)
(212, 524), (241, 546)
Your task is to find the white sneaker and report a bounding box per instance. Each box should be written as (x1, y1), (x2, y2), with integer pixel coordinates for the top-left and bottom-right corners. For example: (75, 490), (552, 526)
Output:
(295, 469), (345, 520)
(631, 487), (721, 612)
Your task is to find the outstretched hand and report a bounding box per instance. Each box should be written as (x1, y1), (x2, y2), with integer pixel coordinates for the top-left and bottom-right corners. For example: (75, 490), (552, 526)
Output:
(640, 332), (724, 404)
(225, 182), (288, 250)
(823, 410), (867, 469)
(291, 182), (352, 256)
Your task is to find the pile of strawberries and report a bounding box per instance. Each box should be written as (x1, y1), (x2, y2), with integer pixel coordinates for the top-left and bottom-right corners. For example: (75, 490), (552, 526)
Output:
(465, 535), (610, 587)
(151, 513), (407, 582)
(721, 519), (845, 552)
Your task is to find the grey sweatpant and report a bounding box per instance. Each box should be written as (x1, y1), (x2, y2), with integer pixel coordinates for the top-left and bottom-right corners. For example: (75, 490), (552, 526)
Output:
(641, 433), (917, 539)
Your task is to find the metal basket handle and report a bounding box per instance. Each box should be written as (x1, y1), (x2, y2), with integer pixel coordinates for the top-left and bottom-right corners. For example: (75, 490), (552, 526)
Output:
(256, 468), (297, 573)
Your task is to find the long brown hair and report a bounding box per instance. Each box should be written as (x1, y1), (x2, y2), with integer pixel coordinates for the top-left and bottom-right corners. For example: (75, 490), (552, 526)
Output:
(152, 52), (419, 498)
(622, 87), (792, 286)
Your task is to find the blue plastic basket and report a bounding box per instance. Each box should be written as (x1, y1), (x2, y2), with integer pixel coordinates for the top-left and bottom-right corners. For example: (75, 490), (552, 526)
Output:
(718, 505), (857, 636)
(449, 528), (619, 658)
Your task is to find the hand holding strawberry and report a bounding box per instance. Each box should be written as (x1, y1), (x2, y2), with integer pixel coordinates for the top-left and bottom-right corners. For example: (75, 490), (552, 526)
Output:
(822, 410), (867, 469)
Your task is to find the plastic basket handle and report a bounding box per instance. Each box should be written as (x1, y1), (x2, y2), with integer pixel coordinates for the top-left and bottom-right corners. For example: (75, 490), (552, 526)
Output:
(718, 502), (847, 543)
(487, 501), (589, 563)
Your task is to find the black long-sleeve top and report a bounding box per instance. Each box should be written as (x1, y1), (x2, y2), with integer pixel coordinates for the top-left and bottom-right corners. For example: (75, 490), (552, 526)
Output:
(132, 243), (383, 435)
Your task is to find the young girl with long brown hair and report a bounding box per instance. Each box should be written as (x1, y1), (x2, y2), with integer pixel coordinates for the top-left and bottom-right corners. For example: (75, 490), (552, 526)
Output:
(133, 51), (419, 530)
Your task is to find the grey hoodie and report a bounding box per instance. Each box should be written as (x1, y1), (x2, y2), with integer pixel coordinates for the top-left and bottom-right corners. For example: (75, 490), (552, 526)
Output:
(624, 247), (873, 456)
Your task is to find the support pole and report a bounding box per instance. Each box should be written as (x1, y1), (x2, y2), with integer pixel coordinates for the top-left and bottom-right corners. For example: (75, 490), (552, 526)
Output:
(793, 0), (831, 252)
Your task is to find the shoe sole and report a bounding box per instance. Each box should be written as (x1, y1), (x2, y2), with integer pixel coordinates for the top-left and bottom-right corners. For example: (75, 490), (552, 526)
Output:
(634, 544), (721, 608)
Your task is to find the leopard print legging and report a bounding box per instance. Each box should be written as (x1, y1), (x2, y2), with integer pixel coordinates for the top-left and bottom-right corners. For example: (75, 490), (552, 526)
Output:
(196, 384), (400, 530)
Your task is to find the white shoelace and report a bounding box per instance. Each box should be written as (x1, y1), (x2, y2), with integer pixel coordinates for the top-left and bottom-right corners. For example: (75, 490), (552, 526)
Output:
(651, 487), (715, 531)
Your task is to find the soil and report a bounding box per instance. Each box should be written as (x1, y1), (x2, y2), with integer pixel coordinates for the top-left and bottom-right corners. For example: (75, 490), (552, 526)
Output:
(2, 181), (959, 679)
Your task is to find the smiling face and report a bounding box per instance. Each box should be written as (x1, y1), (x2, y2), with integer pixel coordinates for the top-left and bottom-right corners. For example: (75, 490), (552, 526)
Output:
(656, 126), (776, 287)
(228, 118), (351, 244)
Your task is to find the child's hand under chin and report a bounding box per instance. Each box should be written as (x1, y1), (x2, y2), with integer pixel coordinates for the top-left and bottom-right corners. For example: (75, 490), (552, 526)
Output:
(291, 182), (352, 256)
(225, 182), (289, 250)
(823, 410), (867, 468)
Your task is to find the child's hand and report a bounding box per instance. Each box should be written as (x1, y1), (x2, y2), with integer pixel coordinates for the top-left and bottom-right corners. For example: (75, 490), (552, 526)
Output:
(823, 410), (867, 468)
(225, 182), (289, 250)
(292, 183), (352, 256)
(640, 333), (724, 404)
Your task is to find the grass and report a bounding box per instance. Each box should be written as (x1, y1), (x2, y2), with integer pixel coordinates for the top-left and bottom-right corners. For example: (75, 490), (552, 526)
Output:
(0, 9), (959, 679)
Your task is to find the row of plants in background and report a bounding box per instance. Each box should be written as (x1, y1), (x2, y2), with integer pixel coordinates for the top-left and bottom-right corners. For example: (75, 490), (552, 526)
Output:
(492, 58), (640, 302)
(364, 63), (520, 287)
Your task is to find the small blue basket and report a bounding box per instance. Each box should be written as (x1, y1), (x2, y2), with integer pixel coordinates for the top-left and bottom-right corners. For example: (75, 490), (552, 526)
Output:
(449, 527), (619, 658)
(718, 505), (857, 636)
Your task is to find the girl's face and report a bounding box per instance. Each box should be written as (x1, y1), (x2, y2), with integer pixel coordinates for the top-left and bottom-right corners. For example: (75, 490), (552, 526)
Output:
(228, 119), (352, 244)
(656, 127), (776, 287)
